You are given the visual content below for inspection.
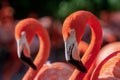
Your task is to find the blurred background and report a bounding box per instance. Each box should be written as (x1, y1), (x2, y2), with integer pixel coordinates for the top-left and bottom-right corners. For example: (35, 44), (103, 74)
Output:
(0, 0), (120, 80)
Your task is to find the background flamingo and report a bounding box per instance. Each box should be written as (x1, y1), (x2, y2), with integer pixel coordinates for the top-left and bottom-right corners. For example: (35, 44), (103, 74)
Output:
(62, 10), (102, 80)
(90, 42), (120, 79)
(78, 41), (88, 58)
(91, 51), (120, 79)
(96, 42), (120, 66)
(34, 40), (88, 80)
(15, 18), (75, 80)
(35, 62), (74, 80)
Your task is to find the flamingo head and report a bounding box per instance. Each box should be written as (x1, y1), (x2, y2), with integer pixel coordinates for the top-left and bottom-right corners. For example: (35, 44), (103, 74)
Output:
(64, 29), (87, 73)
(16, 31), (37, 70)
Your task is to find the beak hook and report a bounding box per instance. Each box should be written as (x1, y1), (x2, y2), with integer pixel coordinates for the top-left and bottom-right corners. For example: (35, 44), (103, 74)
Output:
(17, 31), (37, 70)
(65, 29), (87, 73)
(68, 54), (87, 72)
(20, 51), (37, 70)
(66, 43), (87, 73)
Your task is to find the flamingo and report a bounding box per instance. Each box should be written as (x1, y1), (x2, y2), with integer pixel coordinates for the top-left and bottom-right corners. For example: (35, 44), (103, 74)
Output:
(35, 62), (74, 80)
(91, 42), (120, 79)
(91, 51), (120, 79)
(14, 18), (74, 80)
(96, 42), (120, 66)
(34, 41), (88, 80)
(62, 10), (102, 80)
(78, 41), (88, 58)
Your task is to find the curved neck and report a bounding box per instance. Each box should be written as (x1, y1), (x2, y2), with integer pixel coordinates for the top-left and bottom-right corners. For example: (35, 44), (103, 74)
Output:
(62, 11), (102, 79)
(16, 18), (50, 80)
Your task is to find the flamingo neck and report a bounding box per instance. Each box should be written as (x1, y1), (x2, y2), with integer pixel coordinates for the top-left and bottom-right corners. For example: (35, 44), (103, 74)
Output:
(16, 18), (50, 80)
(62, 11), (102, 80)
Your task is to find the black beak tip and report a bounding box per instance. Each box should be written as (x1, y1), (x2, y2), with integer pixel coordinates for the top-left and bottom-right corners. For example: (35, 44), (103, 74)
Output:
(29, 62), (37, 70)
(67, 59), (87, 73)
(20, 51), (37, 70)
(78, 60), (87, 73)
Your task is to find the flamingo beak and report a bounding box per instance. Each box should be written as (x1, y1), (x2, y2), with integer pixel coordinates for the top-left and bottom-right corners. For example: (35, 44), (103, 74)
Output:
(64, 29), (87, 73)
(16, 31), (37, 70)
(65, 41), (87, 72)
(20, 51), (37, 70)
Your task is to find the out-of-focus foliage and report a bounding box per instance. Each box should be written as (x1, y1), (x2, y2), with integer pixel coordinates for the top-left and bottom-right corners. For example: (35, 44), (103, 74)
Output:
(108, 0), (120, 11)
(6, 0), (120, 20)
(57, 0), (94, 20)
(8, 0), (62, 19)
